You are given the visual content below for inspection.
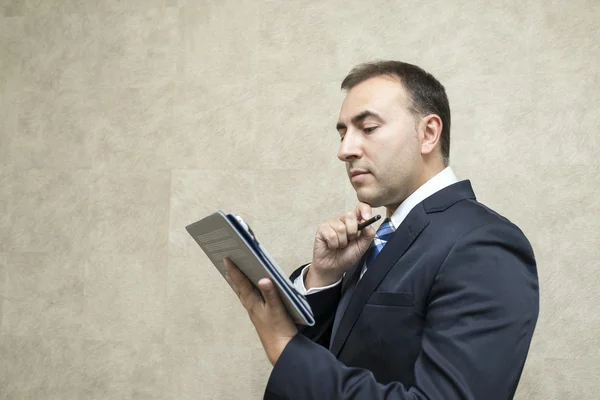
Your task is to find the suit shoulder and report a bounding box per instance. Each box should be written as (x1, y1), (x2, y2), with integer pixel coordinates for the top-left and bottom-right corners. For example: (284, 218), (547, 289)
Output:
(460, 200), (536, 261)
(427, 197), (534, 255)
(455, 198), (527, 234)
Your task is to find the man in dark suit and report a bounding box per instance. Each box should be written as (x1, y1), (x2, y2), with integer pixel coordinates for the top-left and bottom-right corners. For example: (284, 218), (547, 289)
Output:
(224, 60), (539, 399)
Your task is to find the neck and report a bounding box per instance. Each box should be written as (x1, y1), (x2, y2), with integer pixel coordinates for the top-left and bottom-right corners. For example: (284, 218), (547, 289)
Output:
(385, 159), (446, 217)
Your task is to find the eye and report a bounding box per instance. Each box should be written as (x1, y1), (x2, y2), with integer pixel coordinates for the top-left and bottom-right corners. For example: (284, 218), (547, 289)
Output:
(364, 126), (378, 133)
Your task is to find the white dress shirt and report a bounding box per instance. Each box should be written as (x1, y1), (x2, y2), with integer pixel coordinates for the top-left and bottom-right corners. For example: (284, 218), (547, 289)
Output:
(293, 166), (459, 295)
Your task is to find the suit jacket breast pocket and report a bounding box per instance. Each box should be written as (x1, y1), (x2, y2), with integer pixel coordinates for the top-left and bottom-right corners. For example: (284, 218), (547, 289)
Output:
(366, 291), (414, 307)
(354, 291), (423, 359)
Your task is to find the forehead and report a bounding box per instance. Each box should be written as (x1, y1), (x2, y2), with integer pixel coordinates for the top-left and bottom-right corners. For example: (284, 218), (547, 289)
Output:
(339, 75), (410, 120)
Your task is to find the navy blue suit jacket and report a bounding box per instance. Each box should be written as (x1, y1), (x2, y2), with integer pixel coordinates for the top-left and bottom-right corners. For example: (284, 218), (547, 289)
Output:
(264, 180), (539, 399)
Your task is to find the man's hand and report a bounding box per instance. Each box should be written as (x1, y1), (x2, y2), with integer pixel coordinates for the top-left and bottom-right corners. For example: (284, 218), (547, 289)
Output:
(224, 258), (298, 366)
(307, 202), (377, 288)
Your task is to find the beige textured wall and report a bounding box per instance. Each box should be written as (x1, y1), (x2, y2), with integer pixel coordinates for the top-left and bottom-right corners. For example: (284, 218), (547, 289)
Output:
(0, 0), (598, 398)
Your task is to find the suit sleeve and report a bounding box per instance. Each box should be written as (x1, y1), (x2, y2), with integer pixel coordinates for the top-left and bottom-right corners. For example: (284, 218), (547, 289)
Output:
(289, 264), (342, 348)
(265, 223), (540, 400)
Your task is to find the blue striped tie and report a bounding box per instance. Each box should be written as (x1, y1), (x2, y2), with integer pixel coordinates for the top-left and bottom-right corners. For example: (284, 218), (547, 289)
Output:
(364, 218), (395, 269)
(330, 218), (396, 345)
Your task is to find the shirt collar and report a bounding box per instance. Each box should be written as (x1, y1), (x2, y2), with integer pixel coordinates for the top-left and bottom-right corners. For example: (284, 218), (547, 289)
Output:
(389, 166), (458, 229)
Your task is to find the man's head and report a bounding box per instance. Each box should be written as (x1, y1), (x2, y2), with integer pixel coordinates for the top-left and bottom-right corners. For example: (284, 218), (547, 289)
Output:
(336, 60), (451, 212)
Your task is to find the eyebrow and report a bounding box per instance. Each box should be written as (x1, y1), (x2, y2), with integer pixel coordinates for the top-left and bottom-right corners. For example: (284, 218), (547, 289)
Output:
(336, 110), (383, 131)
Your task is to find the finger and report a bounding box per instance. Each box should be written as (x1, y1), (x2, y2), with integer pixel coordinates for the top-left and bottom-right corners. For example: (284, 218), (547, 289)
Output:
(224, 258), (247, 297)
(321, 224), (339, 249)
(355, 202), (372, 222)
(257, 278), (285, 311)
(330, 218), (348, 248)
(344, 212), (358, 242)
(224, 258), (261, 310)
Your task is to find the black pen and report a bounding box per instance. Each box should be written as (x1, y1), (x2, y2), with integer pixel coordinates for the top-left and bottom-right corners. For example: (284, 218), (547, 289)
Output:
(357, 214), (381, 230)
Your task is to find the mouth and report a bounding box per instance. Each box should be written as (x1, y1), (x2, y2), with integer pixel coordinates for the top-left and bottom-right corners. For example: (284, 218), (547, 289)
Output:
(350, 170), (371, 182)
(350, 169), (369, 178)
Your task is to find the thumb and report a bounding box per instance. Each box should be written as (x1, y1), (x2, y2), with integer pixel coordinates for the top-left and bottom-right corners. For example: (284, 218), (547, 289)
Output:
(258, 278), (282, 307)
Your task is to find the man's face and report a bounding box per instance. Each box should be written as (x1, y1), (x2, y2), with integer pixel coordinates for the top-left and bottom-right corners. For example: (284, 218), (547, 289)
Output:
(336, 75), (423, 209)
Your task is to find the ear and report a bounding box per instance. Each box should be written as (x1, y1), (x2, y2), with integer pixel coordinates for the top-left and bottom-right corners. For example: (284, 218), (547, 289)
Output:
(419, 114), (443, 156)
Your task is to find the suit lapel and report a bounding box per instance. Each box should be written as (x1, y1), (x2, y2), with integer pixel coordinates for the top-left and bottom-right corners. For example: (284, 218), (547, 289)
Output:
(341, 251), (367, 294)
(330, 206), (430, 357)
(329, 252), (368, 348)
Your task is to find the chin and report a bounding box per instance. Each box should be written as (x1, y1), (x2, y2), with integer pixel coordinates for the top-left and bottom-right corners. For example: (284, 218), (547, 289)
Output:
(355, 189), (384, 208)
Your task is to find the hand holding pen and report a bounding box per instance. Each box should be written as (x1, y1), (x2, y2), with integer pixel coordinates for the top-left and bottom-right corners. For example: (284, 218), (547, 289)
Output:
(305, 203), (381, 289)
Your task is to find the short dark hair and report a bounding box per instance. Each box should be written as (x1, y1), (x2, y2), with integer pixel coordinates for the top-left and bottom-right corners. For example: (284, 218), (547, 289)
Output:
(341, 60), (451, 166)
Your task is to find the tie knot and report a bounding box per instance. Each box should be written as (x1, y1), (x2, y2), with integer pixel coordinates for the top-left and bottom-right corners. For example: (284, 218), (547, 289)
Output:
(375, 218), (395, 242)
(363, 218), (395, 271)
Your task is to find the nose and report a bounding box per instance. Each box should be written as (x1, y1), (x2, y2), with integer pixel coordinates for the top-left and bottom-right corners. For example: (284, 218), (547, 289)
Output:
(337, 129), (363, 162)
